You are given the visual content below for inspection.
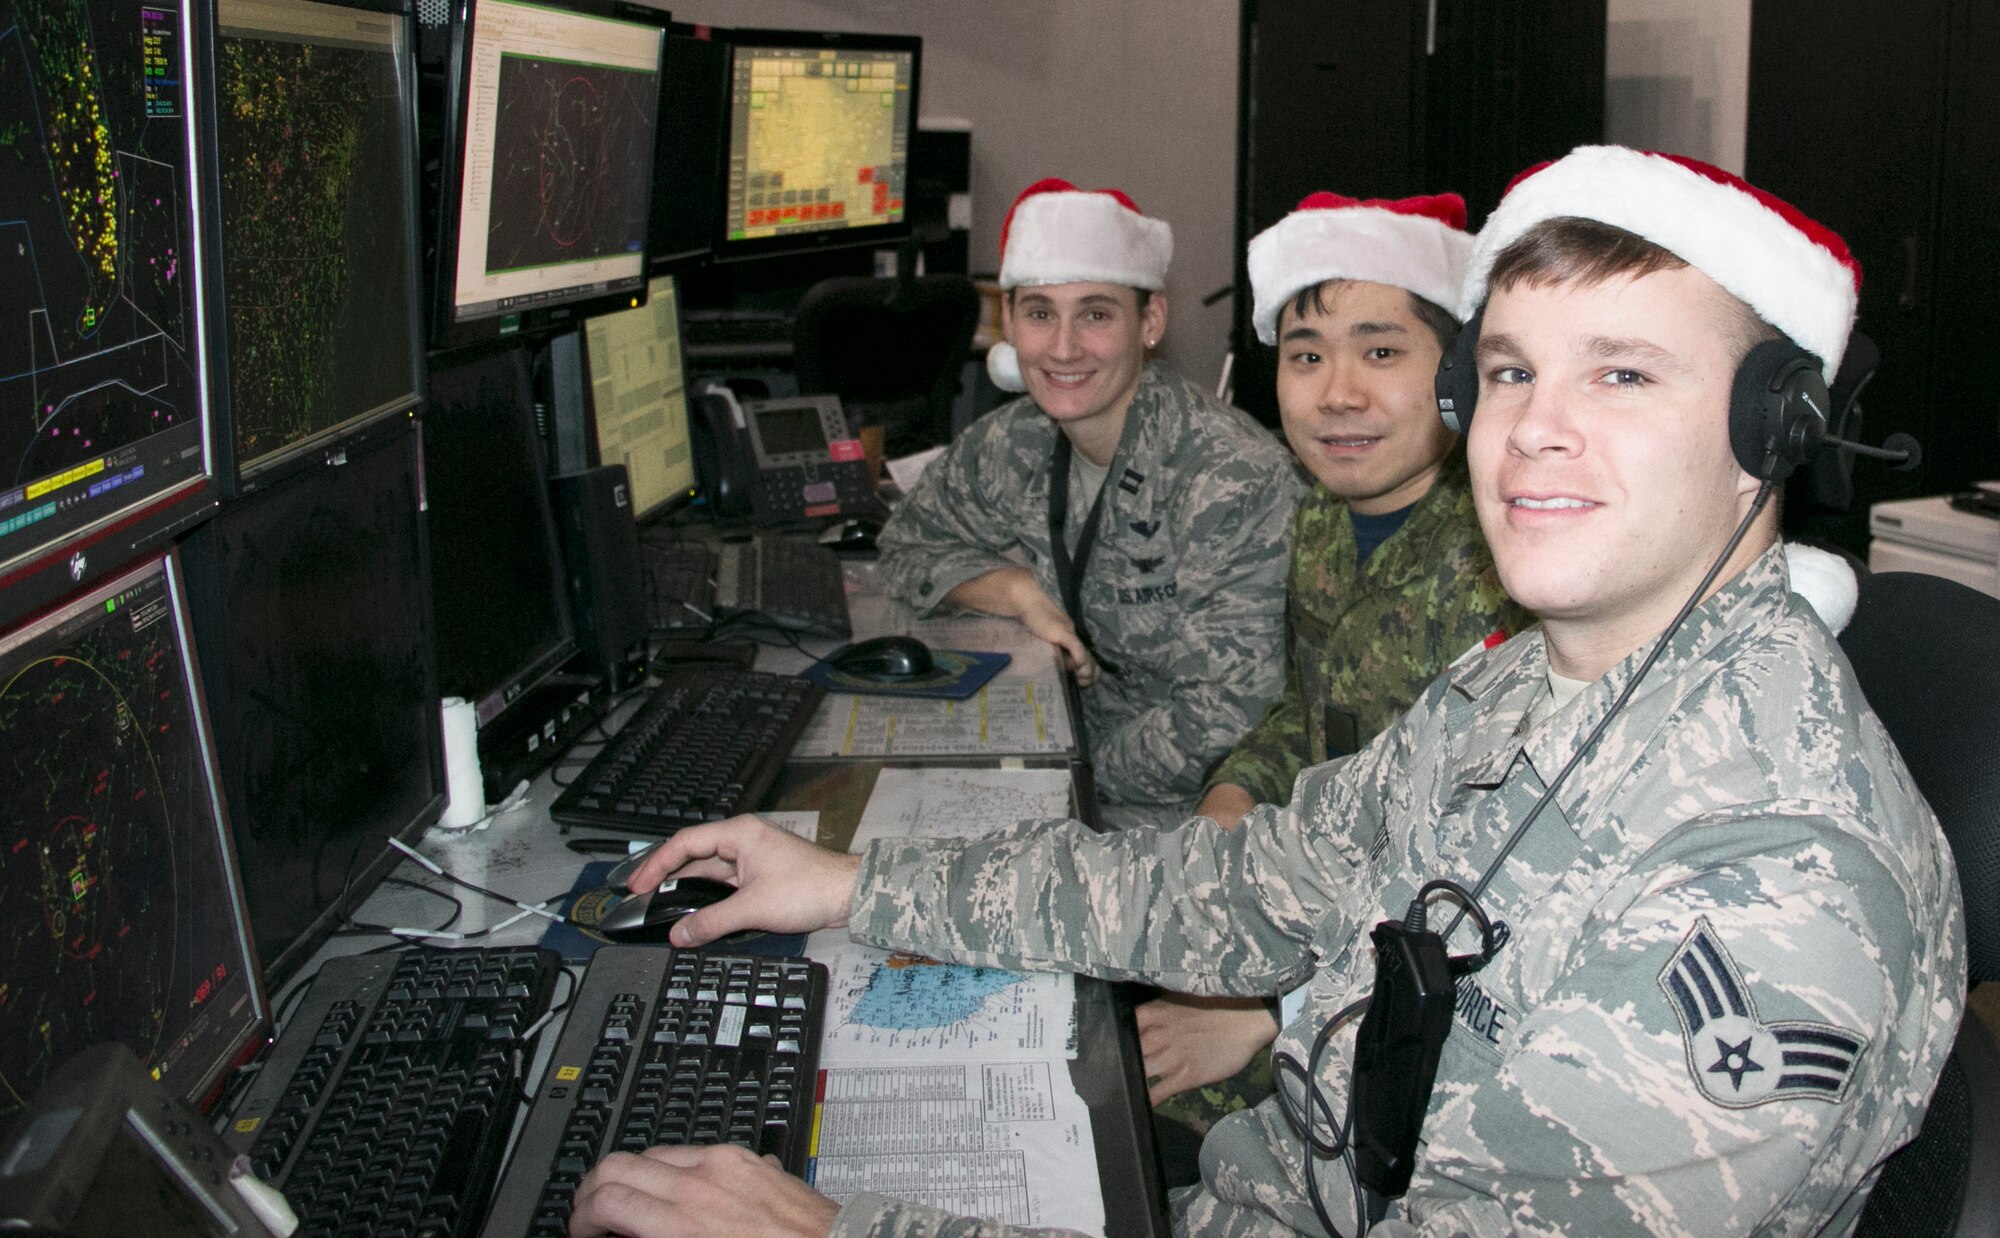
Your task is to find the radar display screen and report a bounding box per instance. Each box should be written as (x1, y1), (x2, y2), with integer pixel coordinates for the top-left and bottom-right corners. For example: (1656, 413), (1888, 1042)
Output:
(724, 38), (914, 244)
(0, 554), (262, 1117)
(0, 0), (212, 581)
(210, 0), (421, 479)
(441, 0), (661, 333)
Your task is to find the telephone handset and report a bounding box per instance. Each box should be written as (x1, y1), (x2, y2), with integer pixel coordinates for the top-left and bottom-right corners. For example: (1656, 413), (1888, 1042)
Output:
(690, 388), (874, 524)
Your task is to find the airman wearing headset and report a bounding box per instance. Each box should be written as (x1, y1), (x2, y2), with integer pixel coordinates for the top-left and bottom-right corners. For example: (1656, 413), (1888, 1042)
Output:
(569, 147), (1963, 1238)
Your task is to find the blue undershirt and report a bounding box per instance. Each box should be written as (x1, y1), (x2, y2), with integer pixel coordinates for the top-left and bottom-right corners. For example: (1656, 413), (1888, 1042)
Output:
(1351, 502), (1416, 567)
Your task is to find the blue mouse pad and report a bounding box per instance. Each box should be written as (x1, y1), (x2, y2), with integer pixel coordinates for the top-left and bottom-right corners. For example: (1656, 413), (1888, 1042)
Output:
(540, 861), (806, 964)
(799, 648), (1010, 700)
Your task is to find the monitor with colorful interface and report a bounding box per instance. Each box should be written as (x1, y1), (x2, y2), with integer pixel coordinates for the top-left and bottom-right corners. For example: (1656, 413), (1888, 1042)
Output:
(432, 0), (664, 346)
(717, 28), (919, 262)
(0, 553), (264, 1117)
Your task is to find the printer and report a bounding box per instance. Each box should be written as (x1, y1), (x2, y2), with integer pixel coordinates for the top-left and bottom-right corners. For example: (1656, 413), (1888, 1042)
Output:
(1868, 491), (2000, 600)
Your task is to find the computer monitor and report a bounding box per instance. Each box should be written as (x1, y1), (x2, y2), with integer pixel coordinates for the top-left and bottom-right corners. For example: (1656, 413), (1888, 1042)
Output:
(180, 419), (446, 986)
(0, 553), (265, 1117)
(432, 0), (665, 347)
(0, 0), (216, 616)
(716, 28), (920, 263)
(203, 0), (425, 490)
(582, 274), (695, 519)
(422, 343), (577, 726)
(611, 12), (728, 273)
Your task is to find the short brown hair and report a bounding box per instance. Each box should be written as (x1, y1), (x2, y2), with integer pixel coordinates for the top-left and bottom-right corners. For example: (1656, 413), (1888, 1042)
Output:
(1284, 280), (1459, 352)
(1488, 217), (1778, 360)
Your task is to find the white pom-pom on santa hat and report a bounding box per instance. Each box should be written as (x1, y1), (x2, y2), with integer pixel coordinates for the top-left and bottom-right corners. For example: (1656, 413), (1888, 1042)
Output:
(1247, 192), (1472, 345)
(986, 341), (1026, 393)
(1785, 542), (1860, 634)
(1460, 146), (1862, 380)
(997, 178), (1172, 292)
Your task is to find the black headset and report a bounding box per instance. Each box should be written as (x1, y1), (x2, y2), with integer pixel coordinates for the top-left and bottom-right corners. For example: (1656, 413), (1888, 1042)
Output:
(1433, 305), (1834, 482)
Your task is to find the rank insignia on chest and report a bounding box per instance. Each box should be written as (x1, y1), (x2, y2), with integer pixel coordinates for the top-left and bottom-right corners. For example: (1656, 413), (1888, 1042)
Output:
(1118, 469), (1144, 495)
(1658, 918), (1865, 1108)
(1128, 519), (1161, 537)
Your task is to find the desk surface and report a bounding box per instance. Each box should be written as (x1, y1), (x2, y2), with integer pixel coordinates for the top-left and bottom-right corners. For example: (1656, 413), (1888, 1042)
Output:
(324, 552), (1167, 1237)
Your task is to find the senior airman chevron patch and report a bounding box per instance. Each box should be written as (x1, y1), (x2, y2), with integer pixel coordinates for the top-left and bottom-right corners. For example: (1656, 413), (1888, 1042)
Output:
(1658, 917), (1864, 1108)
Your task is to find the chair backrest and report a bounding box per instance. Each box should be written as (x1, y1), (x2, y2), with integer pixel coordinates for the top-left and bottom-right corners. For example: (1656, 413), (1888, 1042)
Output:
(1842, 570), (2000, 1237)
(791, 275), (980, 456)
(1838, 570), (2000, 984)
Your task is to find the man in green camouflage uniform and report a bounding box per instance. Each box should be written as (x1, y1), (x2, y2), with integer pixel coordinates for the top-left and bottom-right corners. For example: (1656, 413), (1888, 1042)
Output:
(1144, 195), (1530, 1141)
(877, 180), (1300, 827)
(573, 148), (1965, 1238)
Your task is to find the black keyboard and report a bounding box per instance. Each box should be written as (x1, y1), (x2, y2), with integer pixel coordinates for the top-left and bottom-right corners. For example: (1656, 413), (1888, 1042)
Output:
(715, 537), (852, 638)
(548, 665), (825, 836)
(479, 947), (827, 1238)
(640, 540), (718, 631)
(226, 946), (562, 1238)
(681, 311), (794, 360)
(640, 537), (851, 639)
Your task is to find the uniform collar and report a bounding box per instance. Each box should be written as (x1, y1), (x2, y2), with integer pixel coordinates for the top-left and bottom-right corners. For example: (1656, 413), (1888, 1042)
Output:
(1446, 541), (1792, 793)
(1339, 449), (1475, 590)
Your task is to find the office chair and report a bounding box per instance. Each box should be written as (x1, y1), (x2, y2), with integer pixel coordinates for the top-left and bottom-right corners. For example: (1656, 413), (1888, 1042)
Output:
(1842, 572), (2000, 1236)
(791, 274), (980, 458)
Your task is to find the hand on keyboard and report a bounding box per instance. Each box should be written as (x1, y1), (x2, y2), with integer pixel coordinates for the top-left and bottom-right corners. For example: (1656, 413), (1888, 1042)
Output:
(623, 815), (862, 949)
(570, 1144), (839, 1238)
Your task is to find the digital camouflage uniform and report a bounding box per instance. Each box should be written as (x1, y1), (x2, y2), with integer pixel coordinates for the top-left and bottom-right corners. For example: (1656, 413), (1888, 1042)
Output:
(828, 544), (1966, 1238)
(877, 364), (1302, 824)
(1160, 450), (1531, 1133)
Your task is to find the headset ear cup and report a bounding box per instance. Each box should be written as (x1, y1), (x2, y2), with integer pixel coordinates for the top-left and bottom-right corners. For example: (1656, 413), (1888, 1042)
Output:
(1729, 339), (1828, 481)
(1435, 304), (1483, 433)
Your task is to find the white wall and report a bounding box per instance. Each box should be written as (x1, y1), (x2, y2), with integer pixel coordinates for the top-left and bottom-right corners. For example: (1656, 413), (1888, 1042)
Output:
(661, 0), (1241, 391)
(1605, 0), (1751, 173)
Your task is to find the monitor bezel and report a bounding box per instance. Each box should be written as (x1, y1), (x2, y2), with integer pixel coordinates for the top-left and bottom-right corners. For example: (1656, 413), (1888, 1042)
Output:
(192, 0), (430, 497)
(577, 273), (699, 523)
(0, 0), (223, 630)
(180, 414), (448, 990)
(710, 26), (922, 266)
(607, 8), (729, 275)
(0, 550), (271, 1114)
(428, 0), (667, 350)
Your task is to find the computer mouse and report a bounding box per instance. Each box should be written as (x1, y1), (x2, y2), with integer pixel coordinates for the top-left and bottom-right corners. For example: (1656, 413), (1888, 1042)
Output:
(817, 518), (882, 553)
(596, 876), (758, 943)
(829, 635), (934, 680)
(605, 841), (666, 893)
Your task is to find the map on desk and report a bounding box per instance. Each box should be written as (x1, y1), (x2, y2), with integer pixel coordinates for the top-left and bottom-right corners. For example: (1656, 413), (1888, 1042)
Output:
(808, 932), (1077, 1064)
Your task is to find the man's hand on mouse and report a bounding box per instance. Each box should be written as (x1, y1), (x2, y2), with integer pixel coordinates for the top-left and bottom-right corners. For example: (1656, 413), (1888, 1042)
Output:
(624, 815), (861, 948)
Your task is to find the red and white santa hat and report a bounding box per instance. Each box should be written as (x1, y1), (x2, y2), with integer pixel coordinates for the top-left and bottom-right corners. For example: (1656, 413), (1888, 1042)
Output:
(988, 178), (1173, 392)
(1247, 191), (1471, 345)
(1461, 145), (1862, 379)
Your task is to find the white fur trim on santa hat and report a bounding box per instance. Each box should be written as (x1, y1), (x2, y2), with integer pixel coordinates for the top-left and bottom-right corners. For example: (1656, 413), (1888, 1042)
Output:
(1462, 146), (1858, 380)
(986, 341), (1026, 393)
(1248, 206), (1470, 344)
(1000, 192), (1172, 291)
(1785, 542), (1859, 634)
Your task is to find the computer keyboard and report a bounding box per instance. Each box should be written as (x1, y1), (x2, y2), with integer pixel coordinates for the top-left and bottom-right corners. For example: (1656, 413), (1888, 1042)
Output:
(640, 540), (718, 631)
(479, 946), (827, 1238)
(225, 945), (563, 1238)
(681, 311), (794, 361)
(640, 536), (852, 639)
(548, 664), (825, 836)
(716, 536), (852, 638)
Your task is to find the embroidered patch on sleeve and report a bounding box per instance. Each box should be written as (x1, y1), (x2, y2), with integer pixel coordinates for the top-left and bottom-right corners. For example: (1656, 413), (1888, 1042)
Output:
(1657, 916), (1865, 1107)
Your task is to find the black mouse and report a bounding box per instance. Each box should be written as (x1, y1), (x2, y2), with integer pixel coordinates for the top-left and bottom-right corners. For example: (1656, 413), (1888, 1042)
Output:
(595, 877), (758, 944)
(817, 518), (881, 553)
(829, 635), (934, 680)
